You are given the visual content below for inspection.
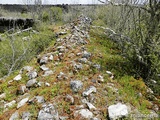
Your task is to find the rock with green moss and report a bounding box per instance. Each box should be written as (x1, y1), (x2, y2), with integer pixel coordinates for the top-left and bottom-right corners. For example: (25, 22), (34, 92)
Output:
(70, 80), (83, 93)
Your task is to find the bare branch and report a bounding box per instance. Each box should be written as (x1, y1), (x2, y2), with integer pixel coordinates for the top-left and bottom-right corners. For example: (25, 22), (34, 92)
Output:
(97, 0), (150, 12)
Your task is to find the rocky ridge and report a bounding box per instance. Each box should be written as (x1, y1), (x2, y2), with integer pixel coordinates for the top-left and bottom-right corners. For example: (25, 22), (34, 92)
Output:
(0, 15), (159, 120)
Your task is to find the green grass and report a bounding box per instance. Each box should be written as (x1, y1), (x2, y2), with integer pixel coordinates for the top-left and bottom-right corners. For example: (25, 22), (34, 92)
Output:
(0, 23), (56, 77)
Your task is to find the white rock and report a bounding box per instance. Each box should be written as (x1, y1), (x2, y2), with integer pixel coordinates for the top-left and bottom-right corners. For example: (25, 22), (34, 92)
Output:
(106, 71), (114, 79)
(74, 63), (83, 70)
(92, 64), (101, 70)
(8, 80), (14, 85)
(36, 96), (45, 103)
(38, 103), (59, 120)
(70, 80), (83, 92)
(40, 56), (48, 64)
(17, 97), (29, 109)
(151, 79), (157, 84)
(20, 66), (33, 74)
(40, 65), (49, 71)
(37, 82), (44, 87)
(13, 74), (22, 81)
(57, 72), (65, 80)
(97, 75), (104, 82)
(28, 71), (38, 79)
(78, 58), (88, 63)
(65, 94), (74, 104)
(110, 75), (114, 79)
(49, 55), (54, 61)
(57, 46), (65, 52)
(91, 118), (100, 120)
(75, 105), (85, 110)
(74, 109), (93, 119)
(4, 100), (16, 109)
(26, 79), (37, 88)
(108, 103), (129, 120)
(76, 53), (82, 56)
(9, 111), (19, 120)
(22, 111), (31, 120)
(45, 82), (50, 87)
(17, 84), (27, 94)
(106, 71), (112, 75)
(0, 93), (6, 99)
(82, 51), (91, 59)
(42, 70), (54, 77)
(58, 32), (67, 35)
(82, 86), (96, 96)
(86, 102), (96, 110)
(147, 88), (154, 94)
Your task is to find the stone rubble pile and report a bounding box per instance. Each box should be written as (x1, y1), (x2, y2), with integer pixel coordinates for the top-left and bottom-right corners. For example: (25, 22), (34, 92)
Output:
(0, 14), (158, 120)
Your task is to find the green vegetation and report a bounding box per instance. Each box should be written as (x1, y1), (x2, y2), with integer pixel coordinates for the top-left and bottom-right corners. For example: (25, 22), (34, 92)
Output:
(41, 7), (63, 23)
(0, 27), (55, 77)
(87, 3), (160, 95)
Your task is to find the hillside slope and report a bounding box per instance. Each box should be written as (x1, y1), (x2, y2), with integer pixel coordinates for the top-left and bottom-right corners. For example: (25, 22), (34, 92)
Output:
(0, 15), (159, 120)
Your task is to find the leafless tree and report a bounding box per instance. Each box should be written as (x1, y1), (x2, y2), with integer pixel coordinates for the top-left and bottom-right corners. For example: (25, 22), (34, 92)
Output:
(97, 0), (160, 88)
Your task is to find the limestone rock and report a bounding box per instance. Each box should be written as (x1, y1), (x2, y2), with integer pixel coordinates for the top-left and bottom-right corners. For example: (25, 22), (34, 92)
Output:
(45, 82), (50, 87)
(65, 94), (74, 105)
(58, 32), (67, 35)
(13, 74), (22, 81)
(40, 65), (49, 71)
(74, 109), (93, 119)
(57, 46), (65, 53)
(59, 116), (69, 120)
(57, 72), (68, 80)
(97, 75), (104, 82)
(82, 51), (91, 59)
(26, 79), (37, 88)
(22, 111), (31, 120)
(4, 100), (16, 109)
(0, 93), (6, 99)
(37, 82), (44, 87)
(108, 103), (129, 120)
(106, 71), (114, 79)
(38, 103), (59, 120)
(9, 111), (19, 120)
(39, 56), (48, 65)
(49, 55), (54, 61)
(106, 71), (112, 75)
(17, 97), (29, 109)
(86, 102), (96, 110)
(36, 96), (45, 103)
(92, 64), (101, 70)
(28, 71), (38, 80)
(78, 58), (88, 64)
(20, 66), (33, 74)
(70, 80), (83, 92)
(42, 70), (54, 77)
(91, 118), (100, 120)
(82, 86), (96, 97)
(17, 84), (27, 94)
(28, 96), (45, 104)
(74, 63), (83, 70)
